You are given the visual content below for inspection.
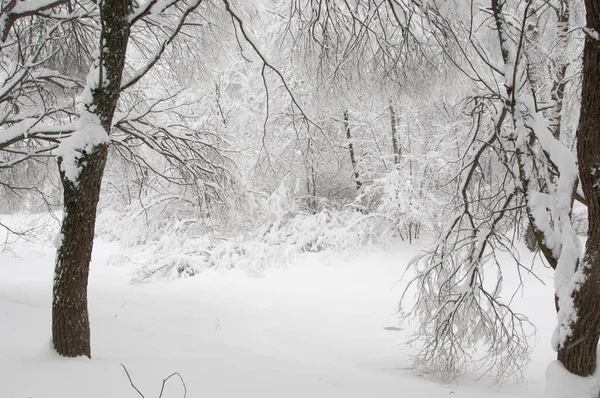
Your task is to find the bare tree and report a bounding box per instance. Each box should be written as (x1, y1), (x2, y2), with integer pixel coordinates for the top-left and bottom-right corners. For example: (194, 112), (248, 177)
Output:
(392, 0), (600, 386)
(49, 0), (216, 357)
(0, 1), (92, 201)
(0, 0), (229, 357)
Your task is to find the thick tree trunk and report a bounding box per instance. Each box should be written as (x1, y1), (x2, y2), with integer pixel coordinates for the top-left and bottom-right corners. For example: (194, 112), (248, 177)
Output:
(51, 0), (130, 358)
(557, 0), (600, 378)
(53, 145), (108, 357)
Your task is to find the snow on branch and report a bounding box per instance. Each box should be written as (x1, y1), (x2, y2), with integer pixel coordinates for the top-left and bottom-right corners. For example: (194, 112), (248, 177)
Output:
(400, 106), (534, 382)
(111, 90), (234, 202)
(491, 0), (582, 351)
(121, 0), (204, 91)
(582, 27), (600, 41)
(222, 0), (323, 136)
(0, 0), (67, 41)
(0, 108), (76, 168)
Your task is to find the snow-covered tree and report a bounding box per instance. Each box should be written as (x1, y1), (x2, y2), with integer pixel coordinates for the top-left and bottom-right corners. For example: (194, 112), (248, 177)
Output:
(385, 0), (600, 388)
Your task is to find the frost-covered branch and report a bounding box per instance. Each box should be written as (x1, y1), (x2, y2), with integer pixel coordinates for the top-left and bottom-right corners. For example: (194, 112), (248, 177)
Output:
(0, 0), (67, 41)
(400, 105), (533, 382)
(222, 0), (323, 134)
(121, 0), (204, 91)
(396, 0), (582, 381)
(111, 91), (234, 205)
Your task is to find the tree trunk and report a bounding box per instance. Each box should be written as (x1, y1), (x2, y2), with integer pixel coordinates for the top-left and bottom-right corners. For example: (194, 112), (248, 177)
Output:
(406, 120), (412, 176)
(305, 137), (317, 212)
(557, 0), (600, 378)
(389, 101), (400, 164)
(52, 145), (108, 357)
(524, 222), (538, 252)
(52, 0), (130, 358)
(548, 0), (569, 140)
(344, 110), (361, 190)
(522, 1), (569, 254)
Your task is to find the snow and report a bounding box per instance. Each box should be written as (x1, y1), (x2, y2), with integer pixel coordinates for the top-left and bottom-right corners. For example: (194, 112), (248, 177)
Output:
(0, 118), (37, 144)
(583, 28), (600, 41)
(54, 116), (108, 183)
(10, 0), (63, 14)
(52, 232), (64, 249)
(0, 227), (569, 398)
(507, 59), (582, 352)
(53, 54), (110, 183)
(544, 360), (600, 398)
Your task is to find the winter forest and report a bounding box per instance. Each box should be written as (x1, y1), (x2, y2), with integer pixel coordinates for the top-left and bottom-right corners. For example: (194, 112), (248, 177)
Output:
(1, 0), (600, 396)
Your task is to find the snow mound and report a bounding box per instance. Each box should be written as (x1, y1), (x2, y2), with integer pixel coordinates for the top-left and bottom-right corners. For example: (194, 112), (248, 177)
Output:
(544, 360), (600, 398)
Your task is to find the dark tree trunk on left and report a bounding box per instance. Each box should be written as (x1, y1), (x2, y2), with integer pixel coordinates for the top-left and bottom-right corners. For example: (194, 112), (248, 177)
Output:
(53, 146), (108, 357)
(52, 0), (131, 358)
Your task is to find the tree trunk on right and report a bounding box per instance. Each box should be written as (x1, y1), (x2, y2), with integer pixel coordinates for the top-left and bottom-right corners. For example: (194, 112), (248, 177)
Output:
(557, 0), (600, 378)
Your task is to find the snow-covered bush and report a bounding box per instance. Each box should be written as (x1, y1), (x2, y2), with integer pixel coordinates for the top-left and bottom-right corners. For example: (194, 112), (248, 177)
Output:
(98, 182), (389, 281)
(355, 166), (441, 243)
(96, 193), (218, 247)
(96, 153), (451, 281)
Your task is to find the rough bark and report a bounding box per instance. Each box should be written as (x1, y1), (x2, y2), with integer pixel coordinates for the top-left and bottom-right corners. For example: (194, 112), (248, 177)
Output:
(52, 145), (108, 357)
(491, 0), (510, 65)
(557, 0), (600, 377)
(52, 0), (131, 358)
(524, 222), (538, 252)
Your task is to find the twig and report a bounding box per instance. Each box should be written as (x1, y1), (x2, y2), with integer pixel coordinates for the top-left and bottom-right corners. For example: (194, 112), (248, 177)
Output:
(159, 372), (187, 398)
(121, 364), (188, 398)
(121, 364), (145, 398)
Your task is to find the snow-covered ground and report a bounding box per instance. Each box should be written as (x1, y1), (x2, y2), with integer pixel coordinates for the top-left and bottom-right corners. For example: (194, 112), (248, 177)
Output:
(1, 234), (558, 398)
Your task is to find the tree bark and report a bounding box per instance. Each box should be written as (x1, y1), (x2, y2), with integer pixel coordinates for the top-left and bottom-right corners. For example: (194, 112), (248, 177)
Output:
(305, 137), (317, 212)
(548, 0), (569, 140)
(53, 146), (108, 357)
(524, 222), (538, 252)
(522, 2), (569, 254)
(389, 101), (400, 165)
(557, 0), (600, 378)
(344, 110), (361, 190)
(52, 0), (131, 358)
